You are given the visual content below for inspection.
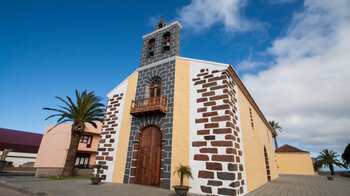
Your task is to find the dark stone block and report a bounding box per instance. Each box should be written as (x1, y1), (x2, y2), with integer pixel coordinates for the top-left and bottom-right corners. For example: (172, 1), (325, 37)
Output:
(207, 180), (223, 186)
(200, 186), (212, 193)
(228, 163), (238, 171)
(218, 188), (236, 196)
(217, 172), (235, 180)
(229, 181), (240, 188)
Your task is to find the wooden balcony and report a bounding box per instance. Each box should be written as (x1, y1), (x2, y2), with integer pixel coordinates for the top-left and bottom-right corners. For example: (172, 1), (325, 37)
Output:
(130, 96), (168, 116)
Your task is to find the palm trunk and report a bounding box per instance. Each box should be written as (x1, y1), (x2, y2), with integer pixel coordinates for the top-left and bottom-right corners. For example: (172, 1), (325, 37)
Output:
(273, 135), (278, 149)
(62, 122), (85, 177)
(329, 164), (335, 176)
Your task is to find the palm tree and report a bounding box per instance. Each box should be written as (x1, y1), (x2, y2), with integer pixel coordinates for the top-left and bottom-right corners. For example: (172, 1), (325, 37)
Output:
(317, 149), (345, 175)
(342, 143), (350, 168)
(173, 164), (193, 186)
(268, 120), (282, 149)
(44, 90), (105, 177)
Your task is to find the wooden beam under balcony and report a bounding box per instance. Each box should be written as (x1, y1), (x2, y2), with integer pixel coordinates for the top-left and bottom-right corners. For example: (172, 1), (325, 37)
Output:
(130, 96), (168, 117)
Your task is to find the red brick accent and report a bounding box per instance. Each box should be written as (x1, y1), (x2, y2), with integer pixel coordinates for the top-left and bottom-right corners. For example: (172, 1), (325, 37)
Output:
(192, 141), (207, 147)
(96, 156), (104, 160)
(198, 171), (214, 179)
(210, 85), (226, 91)
(194, 154), (209, 161)
(225, 135), (236, 141)
(213, 128), (232, 134)
(194, 80), (206, 85)
(195, 118), (208, 123)
(235, 143), (240, 148)
(108, 148), (114, 151)
(106, 157), (113, 161)
(98, 148), (106, 151)
(102, 152), (109, 155)
(104, 144), (112, 147)
(199, 148), (218, 153)
(203, 82), (217, 88)
(202, 91), (215, 97)
(197, 108), (207, 113)
(204, 135), (215, 140)
(203, 112), (218, 117)
(204, 101), (216, 106)
(226, 122), (235, 129)
(99, 139), (106, 143)
(208, 75), (226, 82)
(197, 89), (207, 93)
(211, 115), (231, 122)
(212, 104), (230, 111)
(106, 135), (111, 138)
(197, 98), (208, 103)
(211, 141), (233, 147)
(203, 74), (214, 79)
(212, 155), (235, 162)
(206, 162), (222, 170)
(205, 123), (219, 128)
(226, 148), (237, 154)
(209, 94), (229, 101)
(236, 156), (240, 162)
(197, 130), (210, 135)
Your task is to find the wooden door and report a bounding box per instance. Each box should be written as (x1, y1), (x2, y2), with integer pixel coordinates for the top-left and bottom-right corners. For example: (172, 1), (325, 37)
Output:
(135, 126), (162, 186)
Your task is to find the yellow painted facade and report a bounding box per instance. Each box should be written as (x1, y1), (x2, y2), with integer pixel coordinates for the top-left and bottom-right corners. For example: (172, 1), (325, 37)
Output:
(237, 87), (278, 192)
(276, 153), (314, 175)
(170, 58), (190, 187)
(112, 71), (139, 183)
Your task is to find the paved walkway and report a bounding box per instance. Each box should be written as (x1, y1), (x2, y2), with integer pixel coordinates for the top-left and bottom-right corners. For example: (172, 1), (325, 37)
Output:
(246, 174), (350, 196)
(1, 174), (349, 196)
(0, 185), (31, 196)
(0, 175), (202, 196)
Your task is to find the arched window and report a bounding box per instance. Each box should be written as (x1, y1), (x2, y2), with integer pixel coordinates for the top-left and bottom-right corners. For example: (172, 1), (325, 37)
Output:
(148, 38), (155, 58)
(149, 78), (161, 98)
(163, 32), (171, 53)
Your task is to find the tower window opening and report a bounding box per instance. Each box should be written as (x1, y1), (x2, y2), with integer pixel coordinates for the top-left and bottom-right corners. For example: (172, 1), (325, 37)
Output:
(149, 78), (161, 98)
(163, 32), (171, 53)
(148, 38), (155, 58)
(158, 23), (163, 28)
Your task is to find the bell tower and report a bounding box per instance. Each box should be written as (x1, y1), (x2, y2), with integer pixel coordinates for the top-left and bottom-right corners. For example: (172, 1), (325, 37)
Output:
(139, 17), (182, 67)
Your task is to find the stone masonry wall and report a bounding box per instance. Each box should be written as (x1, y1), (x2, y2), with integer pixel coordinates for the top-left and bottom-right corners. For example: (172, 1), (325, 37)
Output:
(123, 60), (176, 189)
(140, 23), (181, 67)
(95, 92), (125, 181)
(190, 67), (247, 196)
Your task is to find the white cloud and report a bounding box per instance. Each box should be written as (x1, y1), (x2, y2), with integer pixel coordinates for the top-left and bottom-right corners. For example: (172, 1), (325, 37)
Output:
(241, 0), (350, 154)
(176, 0), (254, 32)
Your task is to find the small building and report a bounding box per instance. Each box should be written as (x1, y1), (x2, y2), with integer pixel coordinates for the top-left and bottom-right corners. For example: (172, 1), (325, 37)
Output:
(34, 122), (102, 177)
(275, 144), (314, 175)
(94, 19), (278, 195)
(0, 128), (43, 167)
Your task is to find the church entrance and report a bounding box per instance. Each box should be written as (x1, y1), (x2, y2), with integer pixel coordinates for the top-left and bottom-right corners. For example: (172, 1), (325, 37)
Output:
(135, 125), (162, 186)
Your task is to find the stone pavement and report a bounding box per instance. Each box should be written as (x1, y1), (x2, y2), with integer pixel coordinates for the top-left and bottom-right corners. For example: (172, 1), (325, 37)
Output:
(246, 174), (350, 196)
(1, 174), (350, 196)
(0, 175), (202, 196)
(0, 185), (31, 196)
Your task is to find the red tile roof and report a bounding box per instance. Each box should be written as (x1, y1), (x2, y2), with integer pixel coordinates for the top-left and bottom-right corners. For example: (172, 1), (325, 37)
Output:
(0, 128), (43, 153)
(275, 144), (308, 153)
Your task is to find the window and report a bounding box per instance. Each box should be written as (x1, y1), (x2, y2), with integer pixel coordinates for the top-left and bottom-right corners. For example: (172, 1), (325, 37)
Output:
(158, 23), (163, 28)
(149, 78), (161, 98)
(80, 135), (92, 148)
(148, 38), (155, 58)
(249, 108), (254, 130)
(75, 153), (90, 166)
(163, 32), (170, 53)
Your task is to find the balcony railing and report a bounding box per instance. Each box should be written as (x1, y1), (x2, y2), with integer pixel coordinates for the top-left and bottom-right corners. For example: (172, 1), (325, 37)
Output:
(130, 96), (168, 116)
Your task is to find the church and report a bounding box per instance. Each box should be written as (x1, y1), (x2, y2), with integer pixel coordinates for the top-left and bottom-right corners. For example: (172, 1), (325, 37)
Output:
(95, 19), (278, 196)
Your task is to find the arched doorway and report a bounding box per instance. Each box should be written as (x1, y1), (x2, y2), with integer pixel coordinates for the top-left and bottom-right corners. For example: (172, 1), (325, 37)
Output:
(135, 125), (162, 186)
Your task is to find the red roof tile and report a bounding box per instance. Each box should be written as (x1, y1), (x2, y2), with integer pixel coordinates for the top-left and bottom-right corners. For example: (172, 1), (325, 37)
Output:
(275, 144), (308, 153)
(0, 128), (43, 153)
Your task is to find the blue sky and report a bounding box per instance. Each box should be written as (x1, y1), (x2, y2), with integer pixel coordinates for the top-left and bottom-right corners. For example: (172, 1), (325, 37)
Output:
(1, 0), (349, 164)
